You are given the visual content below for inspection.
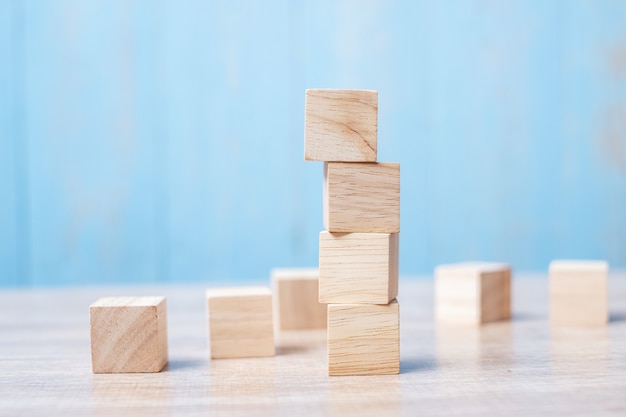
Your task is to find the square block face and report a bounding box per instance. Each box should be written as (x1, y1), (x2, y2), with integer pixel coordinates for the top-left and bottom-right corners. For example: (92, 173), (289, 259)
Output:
(90, 296), (168, 373)
(435, 263), (511, 325)
(319, 232), (398, 304)
(550, 260), (608, 326)
(271, 268), (327, 330)
(324, 162), (400, 233)
(206, 286), (275, 359)
(304, 89), (378, 162)
(328, 300), (400, 376)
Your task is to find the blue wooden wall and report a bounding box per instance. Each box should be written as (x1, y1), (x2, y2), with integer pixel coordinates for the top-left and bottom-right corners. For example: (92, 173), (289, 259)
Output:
(1, 1), (625, 286)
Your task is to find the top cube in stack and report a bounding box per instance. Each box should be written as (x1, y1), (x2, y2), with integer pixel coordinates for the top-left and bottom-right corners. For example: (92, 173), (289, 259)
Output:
(304, 89), (400, 375)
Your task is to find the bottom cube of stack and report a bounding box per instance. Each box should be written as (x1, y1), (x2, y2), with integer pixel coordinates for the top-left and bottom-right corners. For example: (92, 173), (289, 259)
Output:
(327, 300), (400, 376)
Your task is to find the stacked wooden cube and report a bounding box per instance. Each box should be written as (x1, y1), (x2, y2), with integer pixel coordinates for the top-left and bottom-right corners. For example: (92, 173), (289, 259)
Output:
(305, 89), (400, 375)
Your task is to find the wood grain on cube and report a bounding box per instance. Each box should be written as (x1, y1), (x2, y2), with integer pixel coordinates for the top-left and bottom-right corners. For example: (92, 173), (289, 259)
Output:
(324, 162), (400, 233)
(271, 268), (327, 330)
(435, 263), (511, 325)
(206, 286), (275, 359)
(319, 231), (398, 304)
(90, 296), (168, 373)
(304, 89), (378, 162)
(550, 260), (608, 326)
(328, 300), (400, 376)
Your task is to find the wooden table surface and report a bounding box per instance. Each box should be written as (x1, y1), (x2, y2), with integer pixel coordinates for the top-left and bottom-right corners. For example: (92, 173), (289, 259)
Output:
(1, 275), (625, 416)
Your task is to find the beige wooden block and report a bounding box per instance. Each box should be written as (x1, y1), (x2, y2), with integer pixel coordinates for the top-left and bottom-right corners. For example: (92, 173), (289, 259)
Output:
(206, 286), (275, 359)
(550, 260), (608, 326)
(89, 296), (168, 373)
(319, 231), (398, 304)
(271, 268), (327, 330)
(324, 162), (400, 233)
(304, 89), (378, 162)
(328, 300), (400, 376)
(435, 262), (511, 325)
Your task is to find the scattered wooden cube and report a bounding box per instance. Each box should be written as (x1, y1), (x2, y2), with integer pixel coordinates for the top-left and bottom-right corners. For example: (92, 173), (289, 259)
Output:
(89, 296), (168, 373)
(324, 162), (400, 233)
(206, 286), (275, 359)
(271, 268), (327, 330)
(319, 231), (398, 304)
(435, 262), (511, 325)
(550, 260), (608, 326)
(304, 89), (378, 162)
(328, 300), (400, 376)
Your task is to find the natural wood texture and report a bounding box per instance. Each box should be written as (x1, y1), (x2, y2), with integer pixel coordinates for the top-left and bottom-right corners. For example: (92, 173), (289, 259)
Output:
(550, 260), (608, 326)
(2, 275), (626, 416)
(327, 300), (400, 376)
(89, 296), (168, 373)
(323, 162), (400, 233)
(271, 268), (327, 330)
(304, 89), (378, 162)
(435, 263), (511, 325)
(319, 231), (398, 304)
(206, 286), (275, 359)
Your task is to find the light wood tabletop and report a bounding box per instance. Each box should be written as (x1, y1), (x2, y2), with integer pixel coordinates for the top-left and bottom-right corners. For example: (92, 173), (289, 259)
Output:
(1, 275), (625, 416)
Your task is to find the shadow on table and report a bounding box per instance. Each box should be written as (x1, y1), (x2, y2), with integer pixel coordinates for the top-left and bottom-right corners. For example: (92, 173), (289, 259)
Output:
(510, 312), (543, 322)
(276, 345), (310, 356)
(400, 358), (437, 374)
(609, 311), (626, 323)
(166, 358), (207, 371)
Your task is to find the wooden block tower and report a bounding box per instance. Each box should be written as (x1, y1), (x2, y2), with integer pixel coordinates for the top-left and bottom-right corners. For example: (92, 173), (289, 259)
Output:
(304, 89), (400, 375)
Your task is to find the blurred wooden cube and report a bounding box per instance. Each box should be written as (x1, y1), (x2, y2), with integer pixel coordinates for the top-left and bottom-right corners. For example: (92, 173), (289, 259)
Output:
(319, 231), (398, 304)
(90, 296), (168, 373)
(328, 300), (400, 376)
(271, 268), (327, 330)
(324, 162), (400, 233)
(550, 260), (608, 326)
(206, 286), (275, 359)
(304, 89), (378, 162)
(435, 263), (511, 325)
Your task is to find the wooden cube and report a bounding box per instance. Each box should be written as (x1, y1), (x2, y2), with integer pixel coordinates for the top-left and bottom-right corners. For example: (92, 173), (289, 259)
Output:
(206, 286), (275, 359)
(550, 260), (608, 326)
(328, 300), (400, 376)
(304, 89), (378, 162)
(90, 296), (168, 373)
(319, 231), (398, 304)
(324, 162), (400, 233)
(435, 263), (511, 325)
(271, 268), (327, 330)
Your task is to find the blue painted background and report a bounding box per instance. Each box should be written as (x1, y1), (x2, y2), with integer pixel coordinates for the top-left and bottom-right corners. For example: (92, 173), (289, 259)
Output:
(1, 1), (625, 286)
